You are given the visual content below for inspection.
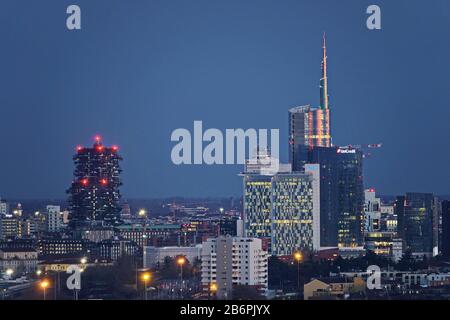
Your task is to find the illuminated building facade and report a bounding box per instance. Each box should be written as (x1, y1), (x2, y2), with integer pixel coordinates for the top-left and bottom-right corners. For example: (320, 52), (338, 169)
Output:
(243, 175), (272, 241)
(295, 146), (364, 247)
(395, 193), (436, 258)
(242, 163), (320, 255)
(337, 147), (364, 247)
(0, 216), (19, 240)
(271, 171), (320, 255)
(289, 34), (331, 167)
(67, 136), (123, 229)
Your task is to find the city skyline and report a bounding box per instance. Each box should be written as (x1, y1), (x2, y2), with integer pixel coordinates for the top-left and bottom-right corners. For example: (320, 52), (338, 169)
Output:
(1, 1), (450, 199)
(2, 1), (450, 304)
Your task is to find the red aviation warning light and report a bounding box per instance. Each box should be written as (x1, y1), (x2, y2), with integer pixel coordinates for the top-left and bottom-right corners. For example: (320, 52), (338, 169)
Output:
(96, 145), (104, 152)
(100, 178), (108, 186)
(81, 178), (89, 186)
(112, 145), (119, 152)
(76, 145), (83, 152)
(94, 135), (102, 142)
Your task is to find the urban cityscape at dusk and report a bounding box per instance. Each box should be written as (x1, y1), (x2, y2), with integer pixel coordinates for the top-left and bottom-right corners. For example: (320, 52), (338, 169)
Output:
(1, 0), (450, 314)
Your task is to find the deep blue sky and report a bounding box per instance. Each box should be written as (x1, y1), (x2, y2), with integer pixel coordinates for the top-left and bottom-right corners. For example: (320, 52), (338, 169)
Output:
(0, 0), (449, 199)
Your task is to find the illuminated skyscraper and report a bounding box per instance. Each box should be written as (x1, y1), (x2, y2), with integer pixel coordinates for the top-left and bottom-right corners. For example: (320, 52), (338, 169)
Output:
(395, 193), (437, 258)
(241, 157), (320, 255)
(289, 34), (331, 167)
(67, 136), (123, 229)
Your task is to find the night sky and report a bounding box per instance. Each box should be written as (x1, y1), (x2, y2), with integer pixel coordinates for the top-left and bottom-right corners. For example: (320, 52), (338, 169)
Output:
(0, 0), (449, 199)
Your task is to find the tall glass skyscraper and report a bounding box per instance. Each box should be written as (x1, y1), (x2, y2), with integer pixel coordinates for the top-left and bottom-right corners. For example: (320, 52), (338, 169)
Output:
(289, 34), (331, 167)
(288, 35), (364, 248)
(395, 193), (436, 257)
(295, 145), (364, 247)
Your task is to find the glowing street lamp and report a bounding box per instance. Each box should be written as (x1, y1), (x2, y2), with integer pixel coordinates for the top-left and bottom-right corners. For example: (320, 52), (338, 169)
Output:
(40, 279), (50, 300)
(141, 272), (151, 300)
(138, 209), (147, 217)
(80, 257), (87, 265)
(177, 257), (186, 298)
(210, 283), (218, 299)
(36, 270), (42, 276)
(293, 251), (303, 291)
(5, 269), (13, 277)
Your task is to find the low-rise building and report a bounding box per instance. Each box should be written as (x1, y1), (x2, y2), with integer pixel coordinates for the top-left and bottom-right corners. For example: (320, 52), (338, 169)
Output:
(143, 245), (202, 267)
(0, 248), (38, 273)
(304, 277), (366, 300)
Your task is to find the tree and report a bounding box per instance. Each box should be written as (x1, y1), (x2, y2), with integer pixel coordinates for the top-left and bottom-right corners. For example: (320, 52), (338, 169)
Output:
(232, 285), (265, 300)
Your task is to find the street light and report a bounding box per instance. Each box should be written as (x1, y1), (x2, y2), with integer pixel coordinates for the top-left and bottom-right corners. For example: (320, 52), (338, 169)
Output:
(210, 283), (217, 299)
(141, 272), (151, 300)
(177, 256), (186, 280)
(80, 257), (87, 265)
(138, 209), (147, 217)
(293, 251), (303, 291)
(5, 269), (13, 277)
(36, 270), (42, 276)
(177, 257), (186, 298)
(40, 279), (50, 300)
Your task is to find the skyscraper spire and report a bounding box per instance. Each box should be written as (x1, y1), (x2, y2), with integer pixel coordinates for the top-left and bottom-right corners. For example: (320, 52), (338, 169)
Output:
(320, 32), (329, 110)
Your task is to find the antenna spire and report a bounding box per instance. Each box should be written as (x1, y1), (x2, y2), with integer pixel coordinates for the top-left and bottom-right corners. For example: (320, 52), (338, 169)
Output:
(320, 32), (329, 110)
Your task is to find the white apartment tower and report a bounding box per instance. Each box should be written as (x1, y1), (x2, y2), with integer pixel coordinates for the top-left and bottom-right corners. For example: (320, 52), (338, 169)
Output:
(46, 205), (63, 233)
(201, 236), (268, 299)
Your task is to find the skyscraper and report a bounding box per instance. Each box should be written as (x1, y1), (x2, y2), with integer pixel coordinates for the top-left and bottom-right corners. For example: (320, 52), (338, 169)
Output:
(295, 145), (364, 247)
(289, 34), (331, 167)
(288, 35), (364, 248)
(395, 193), (436, 258)
(336, 147), (364, 247)
(242, 154), (320, 255)
(442, 200), (450, 259)
(67, 136), (123, 229)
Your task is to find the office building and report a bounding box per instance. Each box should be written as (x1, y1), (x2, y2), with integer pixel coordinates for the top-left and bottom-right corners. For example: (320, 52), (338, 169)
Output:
(395, 193), (436, 258)
(0, 248), (38, 273)
(242, 159), (320, 255)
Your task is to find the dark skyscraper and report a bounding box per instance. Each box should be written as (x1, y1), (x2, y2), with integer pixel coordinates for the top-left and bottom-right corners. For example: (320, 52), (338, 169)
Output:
(395, 193), (436, 258)
(336, 147), (364, 247)
(298, 145), (339, 246)
(441, 200), (450, 258)
(296, 145), (364, 247)
(67, 136), (123, 229)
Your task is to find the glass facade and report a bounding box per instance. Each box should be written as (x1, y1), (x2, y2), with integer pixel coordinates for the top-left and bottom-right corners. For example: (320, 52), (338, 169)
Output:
(243, 172), (317, 256)
(395, 193), (435, 256)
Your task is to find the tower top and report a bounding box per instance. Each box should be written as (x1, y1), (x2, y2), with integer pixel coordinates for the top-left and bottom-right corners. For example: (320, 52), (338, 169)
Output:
(320, 32), (329, 110)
